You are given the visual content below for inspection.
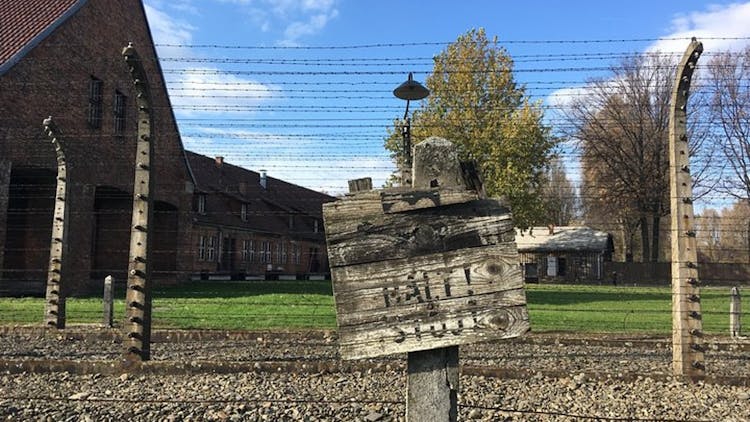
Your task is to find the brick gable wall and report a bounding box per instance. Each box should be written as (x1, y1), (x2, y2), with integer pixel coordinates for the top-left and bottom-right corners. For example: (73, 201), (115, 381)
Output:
(0, 0), (193, 293)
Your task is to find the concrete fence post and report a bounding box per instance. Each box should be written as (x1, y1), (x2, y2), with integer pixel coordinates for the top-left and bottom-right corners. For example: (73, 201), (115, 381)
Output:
(103, 275), (114, 328)
(42, 117), (69, 329)
(730, 287), (741, 338)
(668, 38), (705, 379)
(122, 43), (155, 363)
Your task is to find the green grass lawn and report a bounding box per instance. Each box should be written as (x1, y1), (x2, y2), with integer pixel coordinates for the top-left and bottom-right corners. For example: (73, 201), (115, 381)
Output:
(0, 281), (743, 335)
(526, 284), (732, 334)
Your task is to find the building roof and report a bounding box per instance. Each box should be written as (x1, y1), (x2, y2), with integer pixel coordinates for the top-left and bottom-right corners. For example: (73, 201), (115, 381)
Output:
(185, 151), (335, 219)
(0, 0), (86, 75)
(515, 226), (612, 253)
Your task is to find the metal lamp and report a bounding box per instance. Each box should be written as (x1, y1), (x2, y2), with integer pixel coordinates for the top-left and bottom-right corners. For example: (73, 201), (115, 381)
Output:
(393, 72), (429, 186)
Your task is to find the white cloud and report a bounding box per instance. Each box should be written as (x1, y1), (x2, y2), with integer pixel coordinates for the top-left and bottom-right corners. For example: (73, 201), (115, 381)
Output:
(545, 86), (585, 111)
(242, 155), (395, 195)
(649, 2), (750, 53)
(182, 127), (395, 194)
(546, 2), (750, 110)
(143, 4), (194, 47)
(143, 1), (381, 194)
(169, 71), (277, 116)
(283, 10), (339, 44)
(143, 2), (278, 117)
(218, 0), (339, 44)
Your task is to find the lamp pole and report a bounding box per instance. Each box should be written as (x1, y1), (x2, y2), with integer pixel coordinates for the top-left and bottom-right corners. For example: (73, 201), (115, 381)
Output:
(393, 72), (429, 187)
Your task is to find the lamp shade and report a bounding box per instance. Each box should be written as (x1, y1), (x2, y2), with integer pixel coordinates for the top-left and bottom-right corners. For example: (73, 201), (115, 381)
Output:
(393, 72), (429, 101)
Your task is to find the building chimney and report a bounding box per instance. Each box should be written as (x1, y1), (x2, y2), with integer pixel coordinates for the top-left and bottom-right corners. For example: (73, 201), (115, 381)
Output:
(215, 156), (224, 167)
(548, 224), (555, 235)
(259, 169), (267, 189)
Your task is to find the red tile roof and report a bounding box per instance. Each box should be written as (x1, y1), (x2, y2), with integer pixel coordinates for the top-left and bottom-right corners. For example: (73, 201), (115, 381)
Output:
(0, 0), (84, 71)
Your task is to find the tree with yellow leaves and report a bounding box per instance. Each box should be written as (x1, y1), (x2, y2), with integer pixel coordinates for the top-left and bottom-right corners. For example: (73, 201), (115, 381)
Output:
(385, 29), (556, 227)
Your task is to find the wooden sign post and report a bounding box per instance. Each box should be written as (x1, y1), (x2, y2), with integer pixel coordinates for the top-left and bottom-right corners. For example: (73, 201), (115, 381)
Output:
(323, 137), (529, 421)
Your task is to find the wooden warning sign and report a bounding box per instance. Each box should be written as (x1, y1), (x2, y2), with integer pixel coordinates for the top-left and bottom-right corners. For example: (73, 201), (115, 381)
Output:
(323, 184), (529, 360)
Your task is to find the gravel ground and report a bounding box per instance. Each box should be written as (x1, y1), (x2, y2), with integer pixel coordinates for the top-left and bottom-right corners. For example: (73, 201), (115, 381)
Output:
(1, 328), (749, 421)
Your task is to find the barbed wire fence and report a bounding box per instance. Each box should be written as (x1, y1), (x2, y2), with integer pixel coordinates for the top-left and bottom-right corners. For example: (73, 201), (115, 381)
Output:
(1, 36), (750, 420)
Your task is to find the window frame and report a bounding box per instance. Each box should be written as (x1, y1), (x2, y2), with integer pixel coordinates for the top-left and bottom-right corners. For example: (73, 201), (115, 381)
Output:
(207, 236), (217, 261)
(291, 243), (301, 265)
(241, 203), (248, 222)
(197, 194), (207, 214)
(113, 90), (127, 135)
(198, 236), (206, 261)
(241, 239), (254, 263)
(87, 77), (103, 129)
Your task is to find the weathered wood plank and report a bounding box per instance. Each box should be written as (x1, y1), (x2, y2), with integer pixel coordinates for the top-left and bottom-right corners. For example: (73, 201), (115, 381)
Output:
(324, 188), (485, 225)
(325, 199), (514, 268)
(380, 189), (479, 214)
(337, 284), (526, 327)
(339, 305), (529, 360)
(332, 245), (521, 293)
(338, 287), (526, 333)
(348, 177), (372, 193)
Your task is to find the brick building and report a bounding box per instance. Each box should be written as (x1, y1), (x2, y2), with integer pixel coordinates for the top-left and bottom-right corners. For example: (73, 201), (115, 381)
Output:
(186, 152), (334, 280)
(0, 0), (333, 294)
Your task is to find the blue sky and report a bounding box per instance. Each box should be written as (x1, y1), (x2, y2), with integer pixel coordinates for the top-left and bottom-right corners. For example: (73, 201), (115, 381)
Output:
(142, 0), (750, 196)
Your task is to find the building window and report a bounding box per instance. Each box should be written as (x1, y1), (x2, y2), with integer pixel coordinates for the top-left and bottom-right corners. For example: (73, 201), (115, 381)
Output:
(242, 240), (254, 263)
(558, 257), (567, 277)
(523, 262), (539, 282)
(198, 236), (206, 260)
(291, 243), (300, 264)
(275, 243), (282, 264)
(289, 215), (294, 229)
(241, 203), (248, 222)
(260, 240), (272, 264)
(197, 194), (206, 214)
(280, 243), (288, 264)
(207, 236), (217, 261)
(114, 91), (127, 135)
(87, 77), (103, 129)
(314, 219), (319, 233)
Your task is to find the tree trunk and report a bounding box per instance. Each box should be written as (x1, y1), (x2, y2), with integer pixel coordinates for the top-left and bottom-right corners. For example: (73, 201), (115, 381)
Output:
(651, 215), (661, 263)
(640, 216), (650, 263)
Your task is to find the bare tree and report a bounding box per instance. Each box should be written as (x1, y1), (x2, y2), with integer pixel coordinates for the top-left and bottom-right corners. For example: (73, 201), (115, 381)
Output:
(562, 53), (713, 262)
(541, 157), (579, 226)
(707, 47), (750, 202)
(695, 202), (750, 263)
(721, 201), (750, 263)
(695, 208), (722, 262)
